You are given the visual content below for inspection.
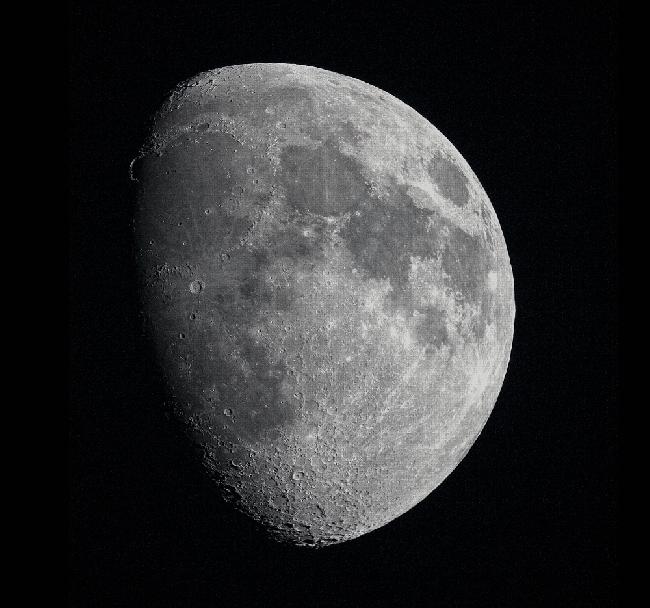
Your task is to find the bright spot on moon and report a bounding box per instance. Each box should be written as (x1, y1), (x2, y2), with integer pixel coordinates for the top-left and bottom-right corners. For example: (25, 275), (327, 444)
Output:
(487, 271), (498, 290)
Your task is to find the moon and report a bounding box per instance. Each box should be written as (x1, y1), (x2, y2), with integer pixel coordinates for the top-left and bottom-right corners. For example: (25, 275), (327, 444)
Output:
(132, 63), (515, 547)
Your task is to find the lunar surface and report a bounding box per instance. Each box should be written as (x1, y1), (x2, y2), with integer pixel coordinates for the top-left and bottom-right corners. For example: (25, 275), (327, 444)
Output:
(132, 63), (515, 547)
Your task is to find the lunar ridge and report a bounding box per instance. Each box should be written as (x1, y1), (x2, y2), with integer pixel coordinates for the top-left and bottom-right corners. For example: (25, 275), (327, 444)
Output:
(133, 63), (515, 547)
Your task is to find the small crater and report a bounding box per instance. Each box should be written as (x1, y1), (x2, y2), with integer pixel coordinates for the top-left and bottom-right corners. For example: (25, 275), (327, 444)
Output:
(223, 408), (233, 417)
(189, 279), (204, 294)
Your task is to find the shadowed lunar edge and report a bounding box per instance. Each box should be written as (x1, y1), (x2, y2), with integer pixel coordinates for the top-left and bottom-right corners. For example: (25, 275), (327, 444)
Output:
(132, 63), (515, 547)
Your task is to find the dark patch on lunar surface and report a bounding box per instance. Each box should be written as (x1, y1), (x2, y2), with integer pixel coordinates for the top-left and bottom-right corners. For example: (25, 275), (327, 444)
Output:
(415, 307), (450, 351)
(341, 185), (439, 290)
(280, 140), (367, 215)
(428, 152), (470, 207)
(134, 63), (515, 548)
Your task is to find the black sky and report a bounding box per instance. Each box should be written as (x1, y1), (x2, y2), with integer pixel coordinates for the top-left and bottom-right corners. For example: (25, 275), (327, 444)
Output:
(68, 2), (618, 606)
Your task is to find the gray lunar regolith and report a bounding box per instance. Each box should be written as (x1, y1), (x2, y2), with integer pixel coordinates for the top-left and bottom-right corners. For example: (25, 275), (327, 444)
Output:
(132, 63), (515, 547)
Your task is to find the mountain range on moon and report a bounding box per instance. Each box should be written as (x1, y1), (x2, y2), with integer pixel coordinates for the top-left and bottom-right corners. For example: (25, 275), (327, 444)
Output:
(132, 63), (515, 547)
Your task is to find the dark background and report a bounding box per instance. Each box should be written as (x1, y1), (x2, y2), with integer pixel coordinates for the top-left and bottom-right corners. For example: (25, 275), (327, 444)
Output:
(68, 1), (618, 606)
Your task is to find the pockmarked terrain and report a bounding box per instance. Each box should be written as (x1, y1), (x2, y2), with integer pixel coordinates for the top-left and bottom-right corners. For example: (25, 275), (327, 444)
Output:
(132, 63), (515, 547)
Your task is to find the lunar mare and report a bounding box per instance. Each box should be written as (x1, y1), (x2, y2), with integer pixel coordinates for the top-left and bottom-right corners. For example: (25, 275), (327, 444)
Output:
(132, 63), (515, 547)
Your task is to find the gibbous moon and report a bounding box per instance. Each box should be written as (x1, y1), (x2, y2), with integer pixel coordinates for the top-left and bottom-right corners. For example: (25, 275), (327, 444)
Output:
(132, 63), (515, 547)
